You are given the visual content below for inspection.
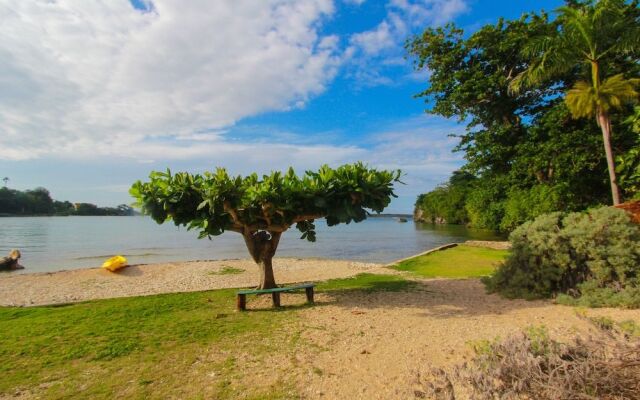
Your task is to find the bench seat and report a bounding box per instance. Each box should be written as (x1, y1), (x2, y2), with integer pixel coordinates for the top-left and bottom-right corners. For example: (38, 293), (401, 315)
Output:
(237, 283), (315, 310)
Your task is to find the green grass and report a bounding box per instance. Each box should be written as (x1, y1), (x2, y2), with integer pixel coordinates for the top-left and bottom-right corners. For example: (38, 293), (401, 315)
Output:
(0, 289), (295, 399)
(209, 266), (244, 275)
(392, 244), (509, 278)
(0, 273), (412, 399)
(317, 272), (416, 292)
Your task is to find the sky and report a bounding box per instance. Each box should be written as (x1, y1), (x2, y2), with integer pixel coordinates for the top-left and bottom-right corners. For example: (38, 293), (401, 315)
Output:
(0, 0), (562, 213)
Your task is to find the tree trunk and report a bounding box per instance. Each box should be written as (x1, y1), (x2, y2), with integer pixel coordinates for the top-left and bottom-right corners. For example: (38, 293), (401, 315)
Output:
(597, 110), (621, 205)
(242, 230), (281, 289)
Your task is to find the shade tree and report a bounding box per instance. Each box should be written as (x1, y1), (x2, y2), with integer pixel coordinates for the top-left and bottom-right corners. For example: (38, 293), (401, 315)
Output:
(130, 163), (401, 289)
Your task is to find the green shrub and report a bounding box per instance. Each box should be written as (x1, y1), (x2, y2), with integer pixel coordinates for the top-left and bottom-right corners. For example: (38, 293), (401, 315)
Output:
(465, 184), (506, 231)
(485, 207), (640, 303)
(500, 185), (563, 231)
(557, 281), (640, 309)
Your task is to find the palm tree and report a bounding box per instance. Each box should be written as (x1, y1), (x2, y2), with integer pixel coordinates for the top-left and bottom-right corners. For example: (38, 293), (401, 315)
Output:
(511, 0), (640, 205)
(2, 177), (8, 188)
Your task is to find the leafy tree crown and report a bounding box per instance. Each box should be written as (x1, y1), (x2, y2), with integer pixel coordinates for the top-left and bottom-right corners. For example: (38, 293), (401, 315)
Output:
(130, 163), (401, 241)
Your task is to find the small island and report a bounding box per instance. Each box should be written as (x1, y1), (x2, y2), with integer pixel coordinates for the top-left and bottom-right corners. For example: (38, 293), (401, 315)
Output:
(0, 186), (135, 217)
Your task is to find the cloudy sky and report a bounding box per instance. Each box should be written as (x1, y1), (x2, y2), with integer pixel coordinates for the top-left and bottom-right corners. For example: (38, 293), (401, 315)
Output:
(0, 0), (560, 212)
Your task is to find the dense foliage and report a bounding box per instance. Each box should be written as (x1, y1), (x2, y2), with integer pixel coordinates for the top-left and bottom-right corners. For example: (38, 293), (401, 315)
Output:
(131, 163), (400, 241)
(0, 187), (134, 216)
(409, 0), (640, 230)
(414, 171), (474, 224)
(484, 207), (640, 306)
(131, 163), (401, 288)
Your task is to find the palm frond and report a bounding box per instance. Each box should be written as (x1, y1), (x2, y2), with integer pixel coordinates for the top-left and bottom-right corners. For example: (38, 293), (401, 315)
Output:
(565, 74), (640, 119)
(510, 35), (576, 93)
(611, 25), (640, 57)
(566, 81), (598, 118)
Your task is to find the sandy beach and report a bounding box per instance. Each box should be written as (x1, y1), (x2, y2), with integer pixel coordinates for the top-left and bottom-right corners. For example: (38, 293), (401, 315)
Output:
(0, 258), (386, 307)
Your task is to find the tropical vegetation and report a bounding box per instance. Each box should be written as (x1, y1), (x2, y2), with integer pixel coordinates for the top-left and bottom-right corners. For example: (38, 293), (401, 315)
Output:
(410, 0), (640, 231)
(484, 206), (640, 307)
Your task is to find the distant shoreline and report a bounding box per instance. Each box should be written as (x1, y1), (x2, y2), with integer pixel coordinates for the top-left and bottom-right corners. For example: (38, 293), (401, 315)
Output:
(0, 214), (137, 217)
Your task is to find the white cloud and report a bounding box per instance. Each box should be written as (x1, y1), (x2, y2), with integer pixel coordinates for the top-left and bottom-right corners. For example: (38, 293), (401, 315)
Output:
(362, 115), (465, 194)
(0, 0), (340, 160)
(350, 21), (396, 56)
(346, 0), (468, 86)
(390, 0), (468, 27)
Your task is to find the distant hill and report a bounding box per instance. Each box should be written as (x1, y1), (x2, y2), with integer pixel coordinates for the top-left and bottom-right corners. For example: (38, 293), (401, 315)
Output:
(0, 186), (136, 217)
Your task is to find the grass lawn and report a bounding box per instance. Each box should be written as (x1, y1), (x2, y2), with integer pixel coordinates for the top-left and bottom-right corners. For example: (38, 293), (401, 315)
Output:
(392, 244), (509, 278)
(0, 273), (410, 399)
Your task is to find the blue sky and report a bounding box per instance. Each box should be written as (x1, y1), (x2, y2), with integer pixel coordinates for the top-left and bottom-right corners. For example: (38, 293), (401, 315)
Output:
(0, 0), (562, 212)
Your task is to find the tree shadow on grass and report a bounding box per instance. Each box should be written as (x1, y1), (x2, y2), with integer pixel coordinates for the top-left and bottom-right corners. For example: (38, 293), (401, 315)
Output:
(314, 275), (554, 319)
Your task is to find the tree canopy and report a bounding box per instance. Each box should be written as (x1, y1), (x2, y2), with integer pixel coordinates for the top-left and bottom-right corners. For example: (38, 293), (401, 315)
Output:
(131, 163), (401, 288)
(408, 0), (640, 231)
(510, 0), (640, 204)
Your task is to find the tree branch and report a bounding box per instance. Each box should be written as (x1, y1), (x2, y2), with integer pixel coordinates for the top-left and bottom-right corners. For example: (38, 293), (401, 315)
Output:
(293, 214), (325, 223)
(223, 200), (241, 225)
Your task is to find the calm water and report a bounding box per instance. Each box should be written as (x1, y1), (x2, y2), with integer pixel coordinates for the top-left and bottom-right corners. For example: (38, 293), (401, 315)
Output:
(0, 216), (503, 273)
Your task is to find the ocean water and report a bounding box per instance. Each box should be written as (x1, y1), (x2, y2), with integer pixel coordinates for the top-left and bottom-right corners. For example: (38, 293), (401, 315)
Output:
(0, 216), (503, 273)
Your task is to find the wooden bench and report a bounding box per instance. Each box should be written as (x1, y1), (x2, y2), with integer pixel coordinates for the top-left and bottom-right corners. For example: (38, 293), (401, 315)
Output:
(236, 283), (315, 311)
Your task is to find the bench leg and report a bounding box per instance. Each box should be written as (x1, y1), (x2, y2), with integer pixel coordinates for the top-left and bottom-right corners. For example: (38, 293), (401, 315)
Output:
(237, 294), (246, 311)
(272, 292), (281, 307)
(305, 287), (314, 303)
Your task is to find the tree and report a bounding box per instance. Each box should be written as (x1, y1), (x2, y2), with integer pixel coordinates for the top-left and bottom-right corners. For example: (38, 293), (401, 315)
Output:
(511, 0), (640, 205)
(130, 163), (401, 289)
(24, 187), (54, 214)
(408, 11), (619, 230)
(2, 177), (8, 187)
(407, 14), (560, 175)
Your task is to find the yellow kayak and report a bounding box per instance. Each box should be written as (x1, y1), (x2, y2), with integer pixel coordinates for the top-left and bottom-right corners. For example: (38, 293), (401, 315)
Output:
(102, 255), (128, 272)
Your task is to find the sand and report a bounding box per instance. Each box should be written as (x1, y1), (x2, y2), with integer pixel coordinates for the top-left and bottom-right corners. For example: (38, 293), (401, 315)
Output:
(0, 258), (385, 307)
(292, 279), (640, 399)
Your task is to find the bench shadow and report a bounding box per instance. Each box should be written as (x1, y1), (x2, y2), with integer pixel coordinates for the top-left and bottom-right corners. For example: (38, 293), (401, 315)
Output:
(238, 291), (338, 312)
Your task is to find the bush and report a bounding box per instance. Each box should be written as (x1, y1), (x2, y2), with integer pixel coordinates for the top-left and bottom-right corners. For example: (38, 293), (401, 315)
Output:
(484, 207), (640, 302)
(415, 320), (640, 399)
(465, 184), (506, 231)
(499, 185), (563, 231)
(557, 281), (640, 309)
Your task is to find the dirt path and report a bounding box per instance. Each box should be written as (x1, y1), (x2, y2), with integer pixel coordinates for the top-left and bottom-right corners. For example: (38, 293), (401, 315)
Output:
(0, 258), (385, 306)
(288, 279), (640, 399)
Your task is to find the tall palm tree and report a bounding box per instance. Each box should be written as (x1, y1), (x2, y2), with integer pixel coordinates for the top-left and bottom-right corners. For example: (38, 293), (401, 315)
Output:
(511, 0), (640, 205)
(2, 177), (8, 188)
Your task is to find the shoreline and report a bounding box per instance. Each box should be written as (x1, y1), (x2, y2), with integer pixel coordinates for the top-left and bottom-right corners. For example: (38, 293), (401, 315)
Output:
(0, 241), (510, 307)
(0, 257), (388, 307)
